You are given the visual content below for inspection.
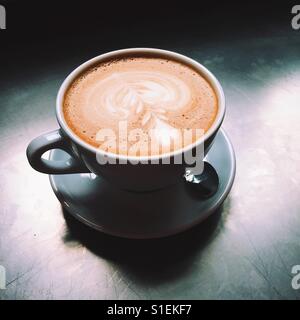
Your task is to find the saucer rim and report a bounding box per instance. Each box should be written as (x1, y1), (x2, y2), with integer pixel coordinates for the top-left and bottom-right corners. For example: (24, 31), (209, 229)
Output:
(49, 128), (236, 239)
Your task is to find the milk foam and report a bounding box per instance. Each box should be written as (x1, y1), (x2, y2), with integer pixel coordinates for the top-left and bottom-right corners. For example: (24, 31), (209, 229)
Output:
(64, 56), (218, 156)
(89, 70), (190, 119)
(86, 70), (190, 147)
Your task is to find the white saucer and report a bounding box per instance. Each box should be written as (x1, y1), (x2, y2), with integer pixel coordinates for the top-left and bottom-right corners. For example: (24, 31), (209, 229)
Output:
(49, 128), (236, 239)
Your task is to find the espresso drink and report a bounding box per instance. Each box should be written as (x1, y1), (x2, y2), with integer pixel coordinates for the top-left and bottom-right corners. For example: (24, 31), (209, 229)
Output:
(64, 55), (218, 156)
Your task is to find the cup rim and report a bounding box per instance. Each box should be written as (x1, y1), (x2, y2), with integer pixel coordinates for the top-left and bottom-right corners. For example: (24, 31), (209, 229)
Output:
(56, 48), (225, 161)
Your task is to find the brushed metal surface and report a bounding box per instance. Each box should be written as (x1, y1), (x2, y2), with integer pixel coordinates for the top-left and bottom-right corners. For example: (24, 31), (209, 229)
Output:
(0, 23), (300, 299)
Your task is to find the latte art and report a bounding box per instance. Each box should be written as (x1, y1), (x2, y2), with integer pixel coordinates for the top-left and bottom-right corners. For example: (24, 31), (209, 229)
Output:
(64, 55), (218, 156)
(87, 71), (191, 126)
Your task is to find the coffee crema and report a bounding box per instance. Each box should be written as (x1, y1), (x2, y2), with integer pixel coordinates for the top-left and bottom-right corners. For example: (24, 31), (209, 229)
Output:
(63, 55), (218, 156)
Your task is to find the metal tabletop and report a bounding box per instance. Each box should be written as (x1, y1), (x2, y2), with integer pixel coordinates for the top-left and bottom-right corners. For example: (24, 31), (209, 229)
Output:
(0, 5), (300, 299)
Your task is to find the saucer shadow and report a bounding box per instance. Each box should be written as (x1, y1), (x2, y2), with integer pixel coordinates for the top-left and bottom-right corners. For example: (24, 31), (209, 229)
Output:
(62, 205), (224, 285)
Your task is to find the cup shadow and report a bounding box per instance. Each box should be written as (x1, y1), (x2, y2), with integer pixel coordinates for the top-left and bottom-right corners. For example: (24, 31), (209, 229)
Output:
(62, 204), (224, 285)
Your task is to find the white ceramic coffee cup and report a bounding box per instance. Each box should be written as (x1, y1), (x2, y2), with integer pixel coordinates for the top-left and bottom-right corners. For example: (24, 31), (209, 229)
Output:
(26, 48), (225, 191)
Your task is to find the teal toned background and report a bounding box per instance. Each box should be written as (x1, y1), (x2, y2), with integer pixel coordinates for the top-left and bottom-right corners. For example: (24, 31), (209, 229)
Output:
(0, 1), (299, 299)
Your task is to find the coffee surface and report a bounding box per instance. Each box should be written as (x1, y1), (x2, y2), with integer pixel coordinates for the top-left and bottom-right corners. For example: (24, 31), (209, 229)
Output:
(64, 55), (218, 156)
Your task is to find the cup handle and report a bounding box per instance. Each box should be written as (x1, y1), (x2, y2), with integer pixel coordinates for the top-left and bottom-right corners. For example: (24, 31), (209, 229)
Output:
(26, 129), (90, 174)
